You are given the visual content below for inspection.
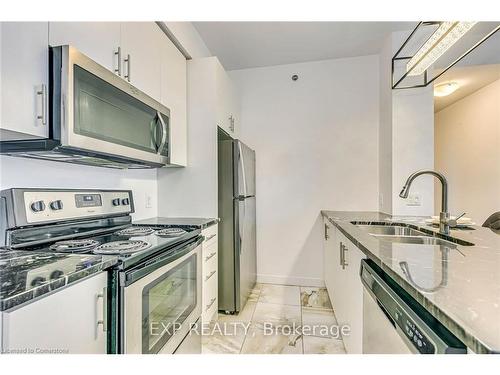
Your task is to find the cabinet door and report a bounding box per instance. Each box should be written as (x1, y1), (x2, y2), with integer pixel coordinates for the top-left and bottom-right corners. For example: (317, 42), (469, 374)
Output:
(120, 22), (162, 102)
(160, 32), (187, 166)
(338, 233), (366, 354)
(1, 22), (49, 139)
(215, 60), (234, 135)
(2, 272), (108, 354)
(48, 22), (121, 74)
(323, 218), (336, 302)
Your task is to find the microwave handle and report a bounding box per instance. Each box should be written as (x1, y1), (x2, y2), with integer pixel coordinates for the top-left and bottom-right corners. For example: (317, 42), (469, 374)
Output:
(156, 111), (168, 156)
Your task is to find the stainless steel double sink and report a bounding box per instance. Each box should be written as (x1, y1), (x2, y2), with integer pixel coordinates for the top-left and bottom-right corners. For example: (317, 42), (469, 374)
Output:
(352, 223), (474, 247)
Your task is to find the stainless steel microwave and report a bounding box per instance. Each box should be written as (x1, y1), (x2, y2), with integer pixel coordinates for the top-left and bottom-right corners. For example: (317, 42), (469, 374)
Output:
(0, 45), (170, 169)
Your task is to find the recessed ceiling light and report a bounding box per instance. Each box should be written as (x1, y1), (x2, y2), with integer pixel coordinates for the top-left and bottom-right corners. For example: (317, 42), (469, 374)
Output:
(434, 82), (460, 97)
(407, 21), (477, 76)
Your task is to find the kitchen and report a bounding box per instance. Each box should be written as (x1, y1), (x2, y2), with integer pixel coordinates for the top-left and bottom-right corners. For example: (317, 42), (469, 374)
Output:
(0, 1), (500, 371)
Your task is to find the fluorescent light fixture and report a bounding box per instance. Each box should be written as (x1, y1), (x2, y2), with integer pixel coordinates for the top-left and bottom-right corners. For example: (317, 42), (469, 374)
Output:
(407, 21), (477, 76)
(434, 82), (459, 97)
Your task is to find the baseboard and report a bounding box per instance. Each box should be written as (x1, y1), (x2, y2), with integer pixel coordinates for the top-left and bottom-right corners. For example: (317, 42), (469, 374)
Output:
(256, 274), (325, 287)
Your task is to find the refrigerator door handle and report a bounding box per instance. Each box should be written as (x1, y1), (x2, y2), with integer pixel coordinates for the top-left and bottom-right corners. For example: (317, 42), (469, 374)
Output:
(238, 142), (248, 197)
(239, 198), (246, 254)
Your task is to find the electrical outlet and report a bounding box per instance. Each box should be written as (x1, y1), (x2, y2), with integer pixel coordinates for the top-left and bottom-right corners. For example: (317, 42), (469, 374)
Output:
(145, 194), (153, 209)
(406, 193), (422, 207)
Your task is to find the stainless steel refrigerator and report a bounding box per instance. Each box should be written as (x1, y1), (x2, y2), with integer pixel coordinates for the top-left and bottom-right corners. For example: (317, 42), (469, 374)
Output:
(218, 137), (257, 313)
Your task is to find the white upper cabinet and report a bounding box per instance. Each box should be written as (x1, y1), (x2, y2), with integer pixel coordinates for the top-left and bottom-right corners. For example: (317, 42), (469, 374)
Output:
(48, 22), (121, 74)
(0, 22), (49, 139)
(216, 60), (240, 137)
(120, 22), (162, 103)
(160, 31), (187, 167)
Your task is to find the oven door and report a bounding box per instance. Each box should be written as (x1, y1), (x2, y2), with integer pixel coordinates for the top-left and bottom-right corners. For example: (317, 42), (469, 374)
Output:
(121, 238), (202, 354)
(52, 45), (170, 166)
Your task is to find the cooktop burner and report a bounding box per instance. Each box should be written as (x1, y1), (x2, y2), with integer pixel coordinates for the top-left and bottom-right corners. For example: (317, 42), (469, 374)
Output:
(115, 227), (156, 236)
(49, 239), (101, 253)
(93, 240), (152, 255)
(155, 228), (187, 237)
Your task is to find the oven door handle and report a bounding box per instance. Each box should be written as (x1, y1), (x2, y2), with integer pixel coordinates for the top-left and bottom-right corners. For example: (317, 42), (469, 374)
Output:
(123, 236), (203, 286)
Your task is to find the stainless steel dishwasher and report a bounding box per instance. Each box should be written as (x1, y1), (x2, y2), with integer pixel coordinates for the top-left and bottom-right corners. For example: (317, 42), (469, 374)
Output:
(360, 260), (466, 354)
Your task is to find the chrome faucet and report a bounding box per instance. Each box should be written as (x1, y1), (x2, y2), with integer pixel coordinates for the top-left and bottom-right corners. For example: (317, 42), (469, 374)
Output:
(399, 170), (454, 235)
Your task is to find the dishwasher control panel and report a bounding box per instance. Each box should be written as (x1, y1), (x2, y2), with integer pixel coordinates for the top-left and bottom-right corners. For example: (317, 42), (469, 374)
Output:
(401, 316), (435, 354)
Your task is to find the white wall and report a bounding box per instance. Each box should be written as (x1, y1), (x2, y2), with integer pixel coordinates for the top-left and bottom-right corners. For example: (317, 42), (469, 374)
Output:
(378, 35), (393, 214)
(0, 156), (158, 219)
(378, 31), (435, 217)
(392, 87), (435, 216)
(435, 79), (500, 224)
(229, 55), (380, 286)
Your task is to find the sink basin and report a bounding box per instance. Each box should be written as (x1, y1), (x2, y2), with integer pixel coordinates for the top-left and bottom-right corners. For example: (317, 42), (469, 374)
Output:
(351, 222), (475, 246)
(356, 225), (425, 237)
(372, 235), (458, 247)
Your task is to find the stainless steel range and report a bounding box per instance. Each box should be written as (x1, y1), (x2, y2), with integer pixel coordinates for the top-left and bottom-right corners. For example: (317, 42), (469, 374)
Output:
(0, 188), (203, 354)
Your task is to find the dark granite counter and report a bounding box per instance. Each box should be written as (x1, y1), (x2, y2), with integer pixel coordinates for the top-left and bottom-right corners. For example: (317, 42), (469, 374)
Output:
(134, 217), (219, 230)
(0, 249), (118, 311)
(321, 211), (500, 354)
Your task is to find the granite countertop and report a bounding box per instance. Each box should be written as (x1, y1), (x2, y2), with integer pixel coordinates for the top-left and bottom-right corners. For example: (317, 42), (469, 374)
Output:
(321, 210), (500, 354)
(134, 217), (220, 230)
(0, 249), (118, 311)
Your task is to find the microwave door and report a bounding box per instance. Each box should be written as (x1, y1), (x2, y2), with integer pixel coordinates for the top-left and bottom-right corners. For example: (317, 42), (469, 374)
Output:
(54, 45), (170, 167)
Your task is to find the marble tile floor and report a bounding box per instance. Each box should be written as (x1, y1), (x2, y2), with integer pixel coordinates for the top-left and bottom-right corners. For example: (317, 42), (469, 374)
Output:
(201, 283), (347, 354)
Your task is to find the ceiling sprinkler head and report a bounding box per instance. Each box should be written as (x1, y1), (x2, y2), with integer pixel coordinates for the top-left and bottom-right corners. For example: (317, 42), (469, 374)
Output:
(291, 74), (299, 81)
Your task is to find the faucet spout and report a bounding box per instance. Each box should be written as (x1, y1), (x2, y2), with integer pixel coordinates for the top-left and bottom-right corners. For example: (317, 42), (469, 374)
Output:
(399, 170), (450, 234)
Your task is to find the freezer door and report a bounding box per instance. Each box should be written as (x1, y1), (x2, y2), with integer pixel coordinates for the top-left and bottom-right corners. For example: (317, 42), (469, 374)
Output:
(235, 140), (256, 198)
(235, 196), (257, 312)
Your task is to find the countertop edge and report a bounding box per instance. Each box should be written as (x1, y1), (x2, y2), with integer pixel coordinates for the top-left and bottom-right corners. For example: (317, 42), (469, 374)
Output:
(0, 257), (118, 312)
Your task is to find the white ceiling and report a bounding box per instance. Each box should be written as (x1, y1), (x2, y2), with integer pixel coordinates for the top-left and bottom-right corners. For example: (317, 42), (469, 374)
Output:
(434, 64), (500, 112)
(193, 22), (415, 70)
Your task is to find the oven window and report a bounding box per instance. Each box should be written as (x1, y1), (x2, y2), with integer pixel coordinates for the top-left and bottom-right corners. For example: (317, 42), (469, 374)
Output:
(142, 254), (197, 354)
(73, 65), (166, 154)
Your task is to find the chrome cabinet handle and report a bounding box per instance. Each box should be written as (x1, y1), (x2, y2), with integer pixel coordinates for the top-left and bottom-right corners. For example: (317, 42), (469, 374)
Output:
(124, 54), (131, 82)
(205, 270), (216, 282)
(205, 234), (216, 242)
(114, 47), (122, 76)
(97, 287), (107, 332)
(324, 224), (329, 240)
(339, 242), (343, 266)
(36, 84), (47, 125)
(205, 297), (216, 311)
(204, 252), (216, 262)
(342, 244), (348, 269)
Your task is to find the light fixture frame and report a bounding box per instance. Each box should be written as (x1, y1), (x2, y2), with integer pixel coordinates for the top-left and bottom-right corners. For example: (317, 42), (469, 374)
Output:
(392, 21), (500, 90)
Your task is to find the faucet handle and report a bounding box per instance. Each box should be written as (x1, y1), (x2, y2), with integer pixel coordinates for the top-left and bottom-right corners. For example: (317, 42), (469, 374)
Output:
(447, 212), (467, 227)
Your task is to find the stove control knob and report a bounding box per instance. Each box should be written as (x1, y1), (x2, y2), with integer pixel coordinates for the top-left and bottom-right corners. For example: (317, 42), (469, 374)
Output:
(112, 198), (121, 206)
(30, 200), (46, 212)
(49, 200), (64, 211)
(31, 276), (46, 287)
(121, 198), (130, 206)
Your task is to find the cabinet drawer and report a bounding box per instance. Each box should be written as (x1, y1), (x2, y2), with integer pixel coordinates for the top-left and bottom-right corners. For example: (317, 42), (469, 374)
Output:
(202, 272), (218, 320)
(201, 224), (218, 238)
(202, 294), (218, 323)
(203, 254), (217, 283)
(202, 242), (217, 262)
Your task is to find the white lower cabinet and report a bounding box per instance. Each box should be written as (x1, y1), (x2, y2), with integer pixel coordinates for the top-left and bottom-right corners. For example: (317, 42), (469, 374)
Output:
(1, 272), (108, 354)
(201, 224), (218, 324)
(323, 218), (365, 354)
